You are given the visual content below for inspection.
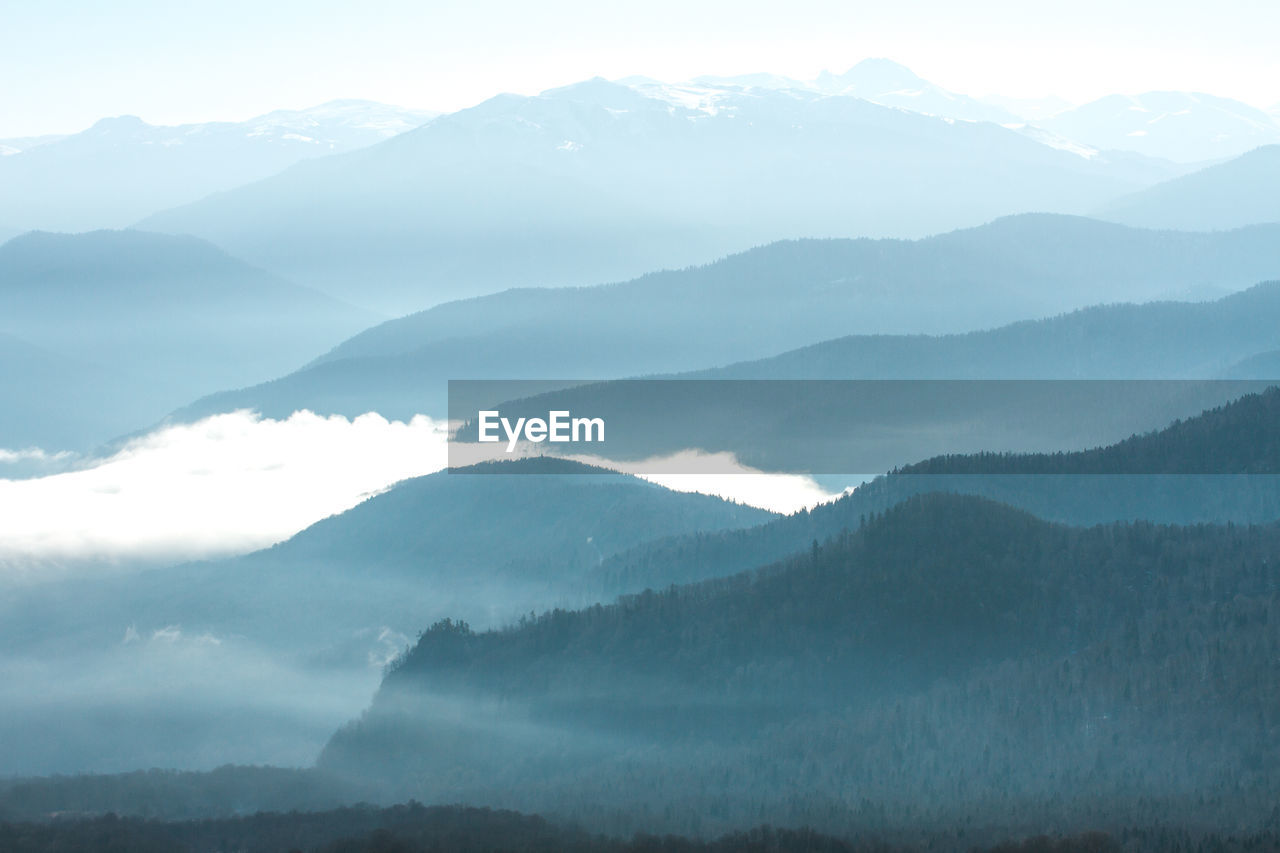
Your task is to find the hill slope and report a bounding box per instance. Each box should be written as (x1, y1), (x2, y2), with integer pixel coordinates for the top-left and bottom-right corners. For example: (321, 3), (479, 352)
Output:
(0, 459), (770, 775)
(173, 217), (1280, 424)
(691, 278), (1280, 380)
(0, 229), (378, 448)
(1099, 145), (1280, 230)
(581, 387), (1280, 596)
(0, 332), (115, 454)
(0, 101), (434, 237)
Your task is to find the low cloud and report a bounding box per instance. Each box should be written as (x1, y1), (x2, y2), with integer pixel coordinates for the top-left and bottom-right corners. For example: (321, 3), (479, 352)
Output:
(0, 412), (846, 582)
(451, 443), (849, 515)
(0, 410), (448, 577)
(577, 449), (849, 515)
(0, 447), (76, 464)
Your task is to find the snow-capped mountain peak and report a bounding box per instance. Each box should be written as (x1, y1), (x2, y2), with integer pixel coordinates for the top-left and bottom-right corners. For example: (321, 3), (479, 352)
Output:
(1044, 91), (1280, 162)
(810, 58), (1018, 124)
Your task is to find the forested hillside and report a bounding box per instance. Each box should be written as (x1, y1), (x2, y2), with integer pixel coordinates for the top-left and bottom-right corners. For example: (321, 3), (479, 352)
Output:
(7, 801), (1231, 853)
(576, 387), (1280, 596)
(324, 493), (1280, 838)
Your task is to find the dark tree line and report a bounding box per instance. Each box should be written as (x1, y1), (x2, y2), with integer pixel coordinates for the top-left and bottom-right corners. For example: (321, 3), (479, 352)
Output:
(10, 803), (1280, 853)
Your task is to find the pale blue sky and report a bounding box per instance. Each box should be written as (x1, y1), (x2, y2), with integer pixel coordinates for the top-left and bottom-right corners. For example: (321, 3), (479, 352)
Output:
(3, 0), (1277, 136)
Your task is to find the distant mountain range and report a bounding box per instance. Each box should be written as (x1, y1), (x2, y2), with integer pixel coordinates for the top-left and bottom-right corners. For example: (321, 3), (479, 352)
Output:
(1040, 91), (1280, 163)
(668, 61), (1280, 165)
(137, 80), (1178, 313)
(1099, 144), (1280, 230)
(459, 279), (1280, 476)
(650, 61), (1278, 164)
(4, 63), (1272, 273)
(171, 216), (1280, 425)
(0, 100), (434, 240)
(0, 229), (379, 449)
(0, 133), (67, 156)
(809, 58), (1018, 124)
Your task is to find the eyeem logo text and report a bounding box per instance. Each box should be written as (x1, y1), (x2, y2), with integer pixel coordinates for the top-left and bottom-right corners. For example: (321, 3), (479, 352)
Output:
(477, 410), (605, 452)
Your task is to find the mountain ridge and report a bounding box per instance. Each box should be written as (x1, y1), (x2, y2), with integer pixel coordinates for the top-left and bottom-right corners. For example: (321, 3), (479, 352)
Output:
(167, 216), (1280, 427)
(136, 81), (1179, 313)
(0, 100), (435, 237)
(323, 489), (1280, 837)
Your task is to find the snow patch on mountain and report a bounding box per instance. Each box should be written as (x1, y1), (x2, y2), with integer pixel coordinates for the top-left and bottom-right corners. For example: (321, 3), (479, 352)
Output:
(1045, 92), (1280, 162)
(625, 81), (741, 117)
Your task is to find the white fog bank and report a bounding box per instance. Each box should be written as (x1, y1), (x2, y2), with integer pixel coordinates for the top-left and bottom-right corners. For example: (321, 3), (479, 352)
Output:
(0, 410), (449, 578)
(0, 413), (848, 582)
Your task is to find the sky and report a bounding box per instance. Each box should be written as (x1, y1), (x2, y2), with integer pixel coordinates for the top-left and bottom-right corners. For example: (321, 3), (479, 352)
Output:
(3, 0), (1278, 137)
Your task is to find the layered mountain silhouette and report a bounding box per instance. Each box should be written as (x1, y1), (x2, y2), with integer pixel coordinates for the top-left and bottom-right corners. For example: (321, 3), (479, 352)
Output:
(137, 80), (1178, 313)
(172, 216), (1280, 425)
(0, 101), (434, 239)
(0, 229), (378, 449)
(10, 59), (1280, 846)
(1099, 144), (1280, 230)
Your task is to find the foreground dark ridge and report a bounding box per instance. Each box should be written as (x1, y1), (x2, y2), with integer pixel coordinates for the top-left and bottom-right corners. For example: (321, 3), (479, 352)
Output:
(4, 802), (1273, 853)
(321, 491), (1280, 837)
